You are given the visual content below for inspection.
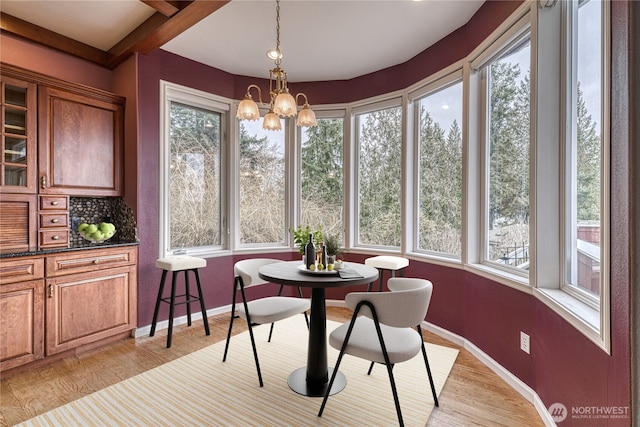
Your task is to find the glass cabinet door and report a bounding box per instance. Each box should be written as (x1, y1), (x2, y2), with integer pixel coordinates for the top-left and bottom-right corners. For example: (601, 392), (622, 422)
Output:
(1, 77), (37, 193)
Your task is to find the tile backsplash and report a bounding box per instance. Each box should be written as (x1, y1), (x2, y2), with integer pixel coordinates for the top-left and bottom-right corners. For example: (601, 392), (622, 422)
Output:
(69, 197), (138, 246)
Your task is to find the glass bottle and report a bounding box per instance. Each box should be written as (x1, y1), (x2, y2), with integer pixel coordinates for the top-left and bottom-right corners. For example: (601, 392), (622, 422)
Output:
(321, 243), (327, 268)
(305, 233), (315, 269)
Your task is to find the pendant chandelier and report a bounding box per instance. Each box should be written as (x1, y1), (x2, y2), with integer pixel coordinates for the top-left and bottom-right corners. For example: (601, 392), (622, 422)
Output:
(236, 0), (317, 131)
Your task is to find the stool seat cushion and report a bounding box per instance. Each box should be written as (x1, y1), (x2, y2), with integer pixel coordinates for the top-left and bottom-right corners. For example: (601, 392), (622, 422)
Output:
(156, 255), (207, 271)
(365, 255), (409, 270)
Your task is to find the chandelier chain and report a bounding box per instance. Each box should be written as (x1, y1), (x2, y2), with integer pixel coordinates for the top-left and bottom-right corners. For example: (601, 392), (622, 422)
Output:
(275, 0), (281, 63)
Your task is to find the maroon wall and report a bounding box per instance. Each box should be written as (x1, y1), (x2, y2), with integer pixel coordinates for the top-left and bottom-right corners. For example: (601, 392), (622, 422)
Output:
(1, 0), (632, 424)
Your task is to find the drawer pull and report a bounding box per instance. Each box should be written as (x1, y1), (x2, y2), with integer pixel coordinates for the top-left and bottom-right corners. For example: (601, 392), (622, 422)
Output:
(93, 259), (99, 264)
(48, 284), (54, 298)
(52, 218), (59, 223)
(51, 201), (59, 206)
(52, 235), (60, 240)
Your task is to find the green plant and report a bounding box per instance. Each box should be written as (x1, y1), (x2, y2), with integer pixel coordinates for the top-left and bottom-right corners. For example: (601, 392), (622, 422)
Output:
(290, 225), (323, 255)
(324, 233), (342, 258)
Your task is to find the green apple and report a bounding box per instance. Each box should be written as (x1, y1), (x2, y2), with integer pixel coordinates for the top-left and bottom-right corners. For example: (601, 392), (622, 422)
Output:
(99, 222), (115, 233)
(85, 224), (98, 234)
(91, 231), (105, 241)
(78, 223), (89, 232)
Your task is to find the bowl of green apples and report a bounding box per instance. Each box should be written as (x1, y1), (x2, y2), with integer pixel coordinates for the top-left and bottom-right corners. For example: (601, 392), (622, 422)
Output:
(78, 222), (116, 243)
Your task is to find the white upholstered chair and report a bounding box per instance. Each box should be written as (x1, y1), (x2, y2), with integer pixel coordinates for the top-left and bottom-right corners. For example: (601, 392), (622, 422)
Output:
(318, 277), (439, 426)
(222, 258), (310, 387)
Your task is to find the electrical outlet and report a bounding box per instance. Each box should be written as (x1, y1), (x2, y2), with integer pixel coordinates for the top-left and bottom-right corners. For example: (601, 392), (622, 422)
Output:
(520, 331), (530, 354)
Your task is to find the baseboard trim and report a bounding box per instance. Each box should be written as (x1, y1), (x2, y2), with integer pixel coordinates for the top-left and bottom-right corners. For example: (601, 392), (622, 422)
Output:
(137, 300), (556, 426)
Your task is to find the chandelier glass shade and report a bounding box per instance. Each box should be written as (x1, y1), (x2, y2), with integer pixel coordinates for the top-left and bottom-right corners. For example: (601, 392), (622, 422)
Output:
(236, 0), (317, 131)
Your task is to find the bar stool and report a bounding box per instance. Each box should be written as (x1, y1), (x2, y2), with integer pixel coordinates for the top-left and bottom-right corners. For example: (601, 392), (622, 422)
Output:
(364, 255), (409, 292)
(150, 255), (210, 348)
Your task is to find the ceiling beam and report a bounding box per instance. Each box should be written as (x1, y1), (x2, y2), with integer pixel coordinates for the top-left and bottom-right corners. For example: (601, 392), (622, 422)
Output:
(0, 0), (230, 70)
(140, 1), (180, 18)
(0, 12), (108, 66)
(107, 0), (229, 68)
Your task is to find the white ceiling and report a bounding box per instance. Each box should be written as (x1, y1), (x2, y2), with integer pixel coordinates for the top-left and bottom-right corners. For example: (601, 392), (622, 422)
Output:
(1, 0), (485, 82)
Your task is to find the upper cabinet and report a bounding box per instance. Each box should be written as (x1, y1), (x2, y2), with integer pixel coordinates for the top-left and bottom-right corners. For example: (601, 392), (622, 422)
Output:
(1, 75), (37, 194)
(38, 86), (124, 197)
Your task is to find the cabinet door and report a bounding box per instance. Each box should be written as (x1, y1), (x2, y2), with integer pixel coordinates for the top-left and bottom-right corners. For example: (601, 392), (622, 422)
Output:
(0, 279), (45, 371)
(0, 193), (37, 253)
(0, 75), (37, 194)
(38, 86), (124, 196)
(45, 265), (136, 355)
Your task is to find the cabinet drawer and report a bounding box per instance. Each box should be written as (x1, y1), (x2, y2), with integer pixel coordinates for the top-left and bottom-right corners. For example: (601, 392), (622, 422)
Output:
(0, 256), (44, 285)
(39, 196), (68, 210)
(38, 230), (69, 249)
(39, 212), (69, 228)
(46, 247), (137, 277)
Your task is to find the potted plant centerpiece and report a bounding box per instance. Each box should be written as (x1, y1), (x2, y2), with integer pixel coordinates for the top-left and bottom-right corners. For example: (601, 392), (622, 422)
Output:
(290, 225), (323, 263)
(324, 233), (343, 267)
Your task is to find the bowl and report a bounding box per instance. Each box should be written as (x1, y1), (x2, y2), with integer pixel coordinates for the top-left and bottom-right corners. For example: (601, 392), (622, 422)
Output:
(80, 231), (115, 244)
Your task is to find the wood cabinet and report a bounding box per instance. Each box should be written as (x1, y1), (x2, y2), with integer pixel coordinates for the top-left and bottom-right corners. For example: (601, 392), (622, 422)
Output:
(1, 75), (38, 194)
(38, 86), (124, 197)
(0, 246), (137, 372)
(44, 247), (137, 356)
(0, 74), (38, 254)
(0, 257), (45, 371)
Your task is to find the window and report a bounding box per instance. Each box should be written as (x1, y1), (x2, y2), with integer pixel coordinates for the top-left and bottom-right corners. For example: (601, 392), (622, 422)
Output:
(564, 0), (608, 306)
(238, 119), (286, 245)
(160, 81), (228, 256)
(483, 35), (531, 273)
(355, 103), (402, 247)
(300, 116), (344, 241)
(415, 80), (463, 257)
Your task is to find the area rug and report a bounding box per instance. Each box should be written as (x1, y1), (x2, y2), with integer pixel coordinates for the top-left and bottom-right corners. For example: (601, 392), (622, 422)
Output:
(18, 317), (458, 427)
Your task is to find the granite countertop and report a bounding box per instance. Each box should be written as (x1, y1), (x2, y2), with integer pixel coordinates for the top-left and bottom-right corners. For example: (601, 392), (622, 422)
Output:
(0, 240), (139, 259)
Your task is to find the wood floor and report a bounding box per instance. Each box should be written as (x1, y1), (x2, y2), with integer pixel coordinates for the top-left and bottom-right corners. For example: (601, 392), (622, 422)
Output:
(1, 307), (545, 427)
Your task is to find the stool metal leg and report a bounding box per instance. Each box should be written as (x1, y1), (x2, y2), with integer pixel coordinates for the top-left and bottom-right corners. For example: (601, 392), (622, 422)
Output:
(193, 268), (210, 336)
(167, 271), (178, 348)
(150, 270), (168, 337)
(184, 270), (192, 327)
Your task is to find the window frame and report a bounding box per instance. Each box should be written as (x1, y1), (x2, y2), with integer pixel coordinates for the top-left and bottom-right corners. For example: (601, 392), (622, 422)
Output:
(235, 114), (290, 250)
(295, 109), (347, 246)
(351, 97), (404, 250)
(159, 80), (230, 259)
(409, 70), (465, 261)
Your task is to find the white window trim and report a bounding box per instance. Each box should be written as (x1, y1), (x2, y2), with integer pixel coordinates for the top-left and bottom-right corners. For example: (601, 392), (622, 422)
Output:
(478, 22), (533, 277)
(159, 80), (231, 259)
(410, 70), (465, 260)
(351, 97), (404, 250)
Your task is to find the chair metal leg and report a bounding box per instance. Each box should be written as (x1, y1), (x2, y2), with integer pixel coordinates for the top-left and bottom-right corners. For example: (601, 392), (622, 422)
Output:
(245, 316), (264, 387)
(267, 323), (276, 342)
(418, 326), (439, 407)
(298, 287), (310, 328)
(222, 280), (239, 362)
(150, 270), (168, 337)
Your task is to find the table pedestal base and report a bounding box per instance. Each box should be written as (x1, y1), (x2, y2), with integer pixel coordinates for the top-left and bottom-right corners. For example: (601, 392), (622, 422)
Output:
(287, 367), (346, 397)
